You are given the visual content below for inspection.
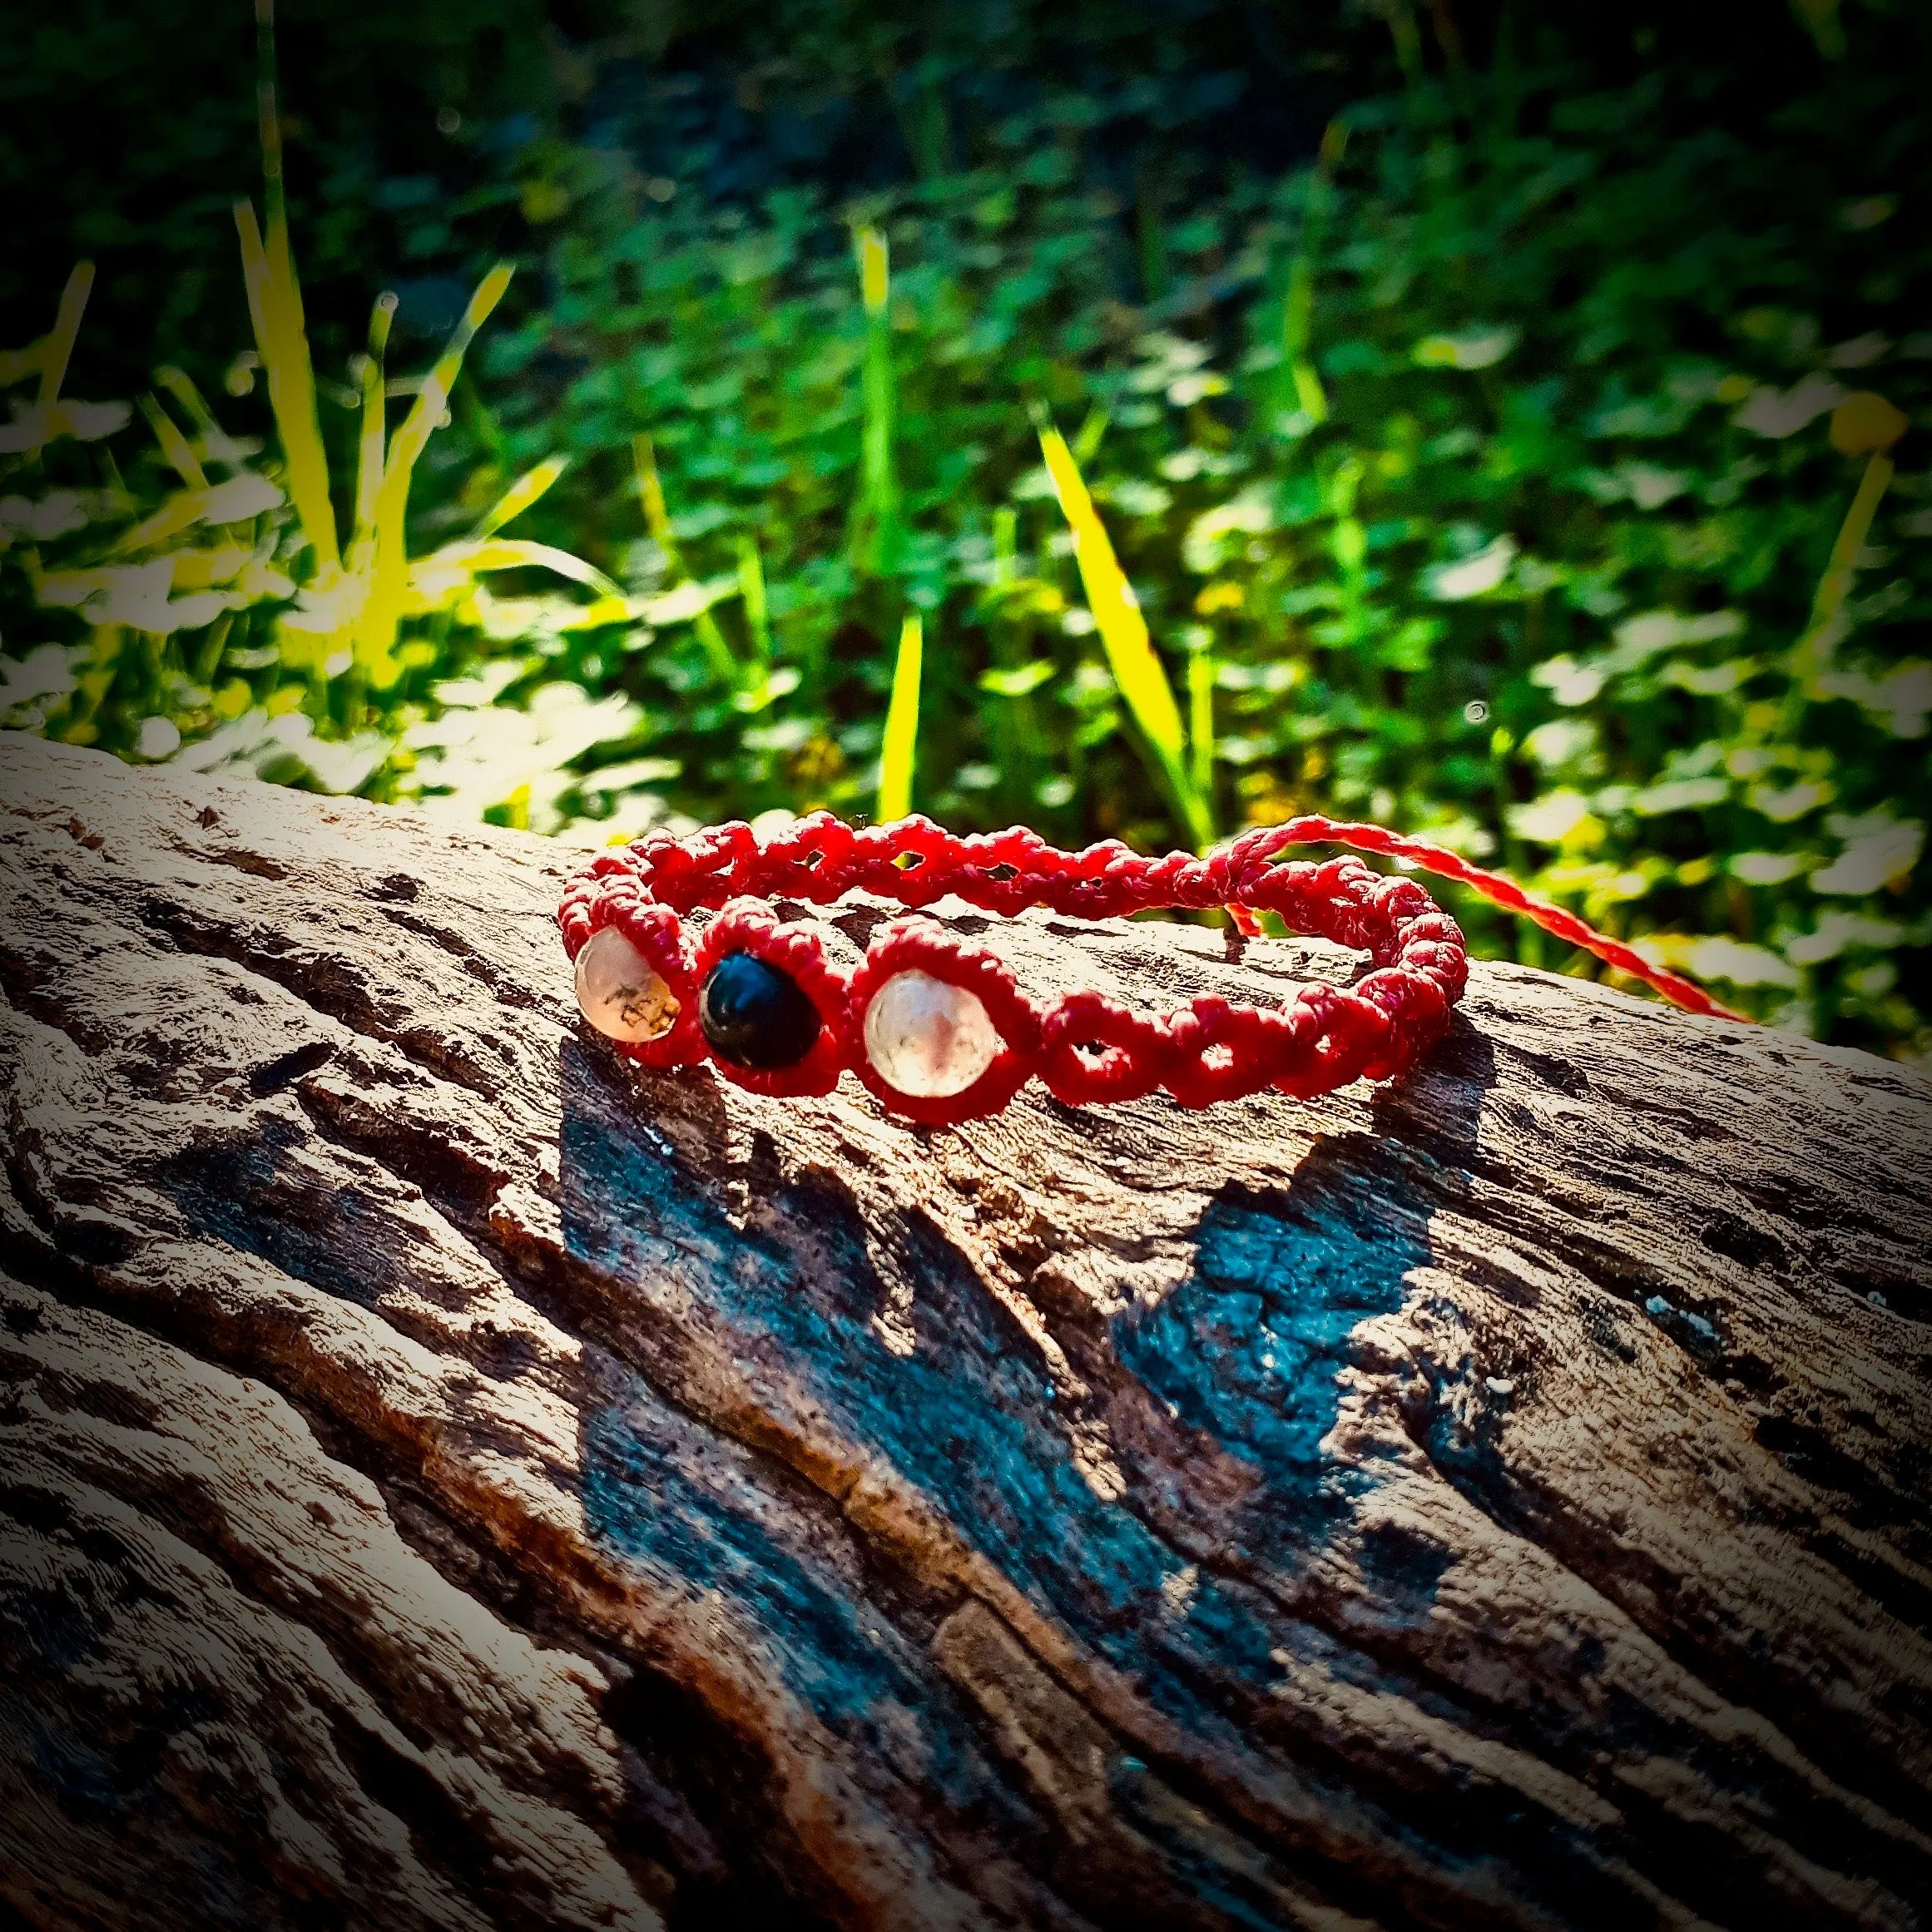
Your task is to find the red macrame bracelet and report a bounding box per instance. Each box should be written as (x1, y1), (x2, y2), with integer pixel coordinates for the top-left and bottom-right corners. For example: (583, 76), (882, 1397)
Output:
(557, 813), (1744, 1124)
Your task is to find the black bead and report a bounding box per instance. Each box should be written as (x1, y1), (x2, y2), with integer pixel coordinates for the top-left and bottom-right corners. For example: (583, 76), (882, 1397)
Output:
(699, 951), (822, 1071)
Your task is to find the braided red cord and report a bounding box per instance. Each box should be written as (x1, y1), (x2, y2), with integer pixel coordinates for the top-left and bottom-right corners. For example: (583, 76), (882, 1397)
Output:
(559, 812), (1746, 1121)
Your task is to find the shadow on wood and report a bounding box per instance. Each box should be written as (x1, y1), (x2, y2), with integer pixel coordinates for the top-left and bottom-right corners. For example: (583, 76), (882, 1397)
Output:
(1, 735), (1928, 1931)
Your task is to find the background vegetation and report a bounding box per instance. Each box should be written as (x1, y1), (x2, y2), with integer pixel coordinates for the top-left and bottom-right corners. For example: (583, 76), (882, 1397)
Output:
(3, 0), (1928, 1057)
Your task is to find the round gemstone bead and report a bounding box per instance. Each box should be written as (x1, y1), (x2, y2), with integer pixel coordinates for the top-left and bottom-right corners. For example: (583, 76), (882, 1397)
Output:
(863, 969), (1001, 1098)
(574, 925), (680, 1044)
(699, 951), (822, 1070)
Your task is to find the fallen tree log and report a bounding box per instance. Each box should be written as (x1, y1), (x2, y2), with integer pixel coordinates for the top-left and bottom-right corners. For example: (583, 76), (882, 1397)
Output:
(1, 731), (1928, 1932)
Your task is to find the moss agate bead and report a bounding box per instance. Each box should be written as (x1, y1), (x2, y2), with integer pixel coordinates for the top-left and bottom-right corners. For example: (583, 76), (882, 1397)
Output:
(862, 969), (1000, 1098)
(699, 951), (821, 1070)
(575, 926), (680, 1043)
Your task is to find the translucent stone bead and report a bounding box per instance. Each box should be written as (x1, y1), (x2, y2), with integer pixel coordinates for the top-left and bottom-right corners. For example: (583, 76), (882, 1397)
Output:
(574, 925), (680, 1044)
(863, 969), (1000, 1098)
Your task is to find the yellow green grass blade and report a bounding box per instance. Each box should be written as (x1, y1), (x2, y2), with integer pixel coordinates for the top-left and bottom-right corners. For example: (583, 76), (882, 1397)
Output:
(0, 344), (39, 385)
(351, 294), (396, 557)
(1037, 424), (1211, 846)
(473, 455), (569, 537)
(859, 227), (889, 316)
(632, 432), (738, 685)
(380, 265), (513, 503)
(852, 225), (901, 576)
(116, 494), (215, 555)
(230, 2), (339, 572)
(235, 198), (340, 574)
(154, 364), (216, 431)
(1188, 645), (1216, 800)
(39, 261), (95, 408)
(154, 364), (250, 470)
(138, 394), (208, 491)
(360, 263), (514, 659)
(736, 533), (772, 661)
(632, 433), (676, 551)
(113, 473), (284, 555)
(692, 612), (741, 686)
(1778, 394), (1908, 732)
(414, 537), (623, 598)
(1073, 404), (1109, 464)
(877, 609), (923, 822)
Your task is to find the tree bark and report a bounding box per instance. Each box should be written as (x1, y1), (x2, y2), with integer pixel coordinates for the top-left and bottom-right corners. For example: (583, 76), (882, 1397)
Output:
(1, 733), (1928, 1932)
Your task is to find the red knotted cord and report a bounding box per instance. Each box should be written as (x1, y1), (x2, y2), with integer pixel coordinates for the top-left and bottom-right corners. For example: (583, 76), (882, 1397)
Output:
(558, 812), (1746, 1122)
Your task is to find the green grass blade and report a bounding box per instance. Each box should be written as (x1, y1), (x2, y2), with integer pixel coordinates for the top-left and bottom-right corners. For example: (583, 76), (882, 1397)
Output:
(852, 225), (901, 576)
(736, 533), (771, 661)
(632, 433), (676, 552)
(877, 609), (923, 822)
(631, 432), (738, 685)
(1037, 424), (1211, 846)
(154, 364), (249, 470)
(1779, 446), (1897, 734)
(1187, 644), (1216, 802)
(1280, 119), (1348, 426)
(693, 612), (740, 686)
(992, 506), (1018, 585)
(237, 6), (339, 572)
(1073, 404), (1109, 465)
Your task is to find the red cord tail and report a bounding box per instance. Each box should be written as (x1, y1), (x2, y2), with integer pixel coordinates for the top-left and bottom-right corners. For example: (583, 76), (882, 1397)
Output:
(1267, 817), (1751, 1024)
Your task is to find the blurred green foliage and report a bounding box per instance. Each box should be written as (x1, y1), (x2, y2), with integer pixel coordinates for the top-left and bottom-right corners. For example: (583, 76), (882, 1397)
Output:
(3, 0), (1929, 1056)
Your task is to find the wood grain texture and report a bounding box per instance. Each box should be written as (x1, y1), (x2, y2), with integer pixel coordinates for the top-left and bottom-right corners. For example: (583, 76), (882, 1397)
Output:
(1, 731), (1928, 1932)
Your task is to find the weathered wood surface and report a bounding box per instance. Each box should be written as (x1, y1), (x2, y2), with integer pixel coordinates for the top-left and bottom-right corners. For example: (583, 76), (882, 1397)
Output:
(1, 731), (1929, 1932)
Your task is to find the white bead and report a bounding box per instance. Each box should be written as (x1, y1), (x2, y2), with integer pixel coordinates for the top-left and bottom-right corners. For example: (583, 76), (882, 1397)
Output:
(575, 926), (680, 1043)
(863, 969), (1000, 1098)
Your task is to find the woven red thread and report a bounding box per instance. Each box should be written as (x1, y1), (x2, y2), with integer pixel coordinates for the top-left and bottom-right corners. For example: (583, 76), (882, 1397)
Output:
(560, 811), (1746, 1120)
(1037, 990), (1169, 1106)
